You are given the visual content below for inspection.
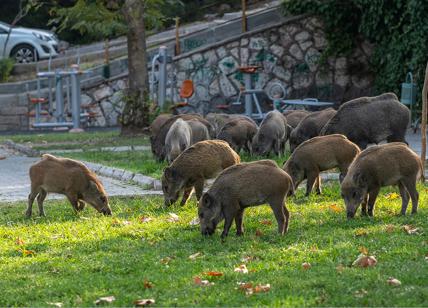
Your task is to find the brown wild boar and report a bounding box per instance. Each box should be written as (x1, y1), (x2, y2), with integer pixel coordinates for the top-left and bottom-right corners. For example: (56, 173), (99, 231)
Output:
(205, 113), (256, 135)
(198, 160), (293, 238)
(252, 110), (290, 156)
(217, 117), (258, 153)
(283, 134), (360, 196)
(150, 114), (173, 136)
(164, 118), (210, 163)
(289, 108), (336, 152)
(321, 93), (410, 149)
(162, 140), (240, 207)
(341, 143), (424, 219)
(27, 154), (111, 217)
(151, 114), (214, 161)
(283, 110), (310, 128)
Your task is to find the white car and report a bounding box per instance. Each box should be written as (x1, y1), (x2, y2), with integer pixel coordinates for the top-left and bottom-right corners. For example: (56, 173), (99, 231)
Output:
(0, 21), (59, 63)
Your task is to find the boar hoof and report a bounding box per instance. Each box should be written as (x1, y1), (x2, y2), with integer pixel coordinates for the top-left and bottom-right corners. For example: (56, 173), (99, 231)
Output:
(25, 211), (32, 218)
(236, 231), (244, 236)
(39, 212), (46, 217)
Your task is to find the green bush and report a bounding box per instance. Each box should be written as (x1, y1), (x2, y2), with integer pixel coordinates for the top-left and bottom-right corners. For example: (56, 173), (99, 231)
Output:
(282, 0), (428, 104)
(0, 58), (14, 82)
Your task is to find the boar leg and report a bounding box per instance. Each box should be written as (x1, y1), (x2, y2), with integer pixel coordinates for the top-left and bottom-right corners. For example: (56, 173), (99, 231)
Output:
(65, 192), (80, 213)
(315, 175), (322, 195)
(180, 187), (194, 206)
(305, 172), (318, 196)
(235, 209), (244, 236)
(77, 200), (86, 211)
(36, 189), (47, 217)
(367, 187), (380, 217)
(398, 182), (410, 215)
(270, 196), (288, 235)
(402, 178), (419, 214)
(194, 179), (205, 201)
(221, 209), (237, 239)
(26, 189), (38, 218)
(361, 194), (369, 216)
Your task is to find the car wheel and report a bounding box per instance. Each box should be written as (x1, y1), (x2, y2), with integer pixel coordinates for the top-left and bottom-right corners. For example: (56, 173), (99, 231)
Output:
(11, 44), (37, 63)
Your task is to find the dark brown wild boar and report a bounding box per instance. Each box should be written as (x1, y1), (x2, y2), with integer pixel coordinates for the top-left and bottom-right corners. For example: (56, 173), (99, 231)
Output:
(162, 140), (240, 207)
(289, 108), (336, 152)
(283, 134), (360, 196)
(150, 114), (173, 136)
(252, 110), (290, 156)
(151, 114), (214, 161)
(217, 118), (258, 153)
(198, 160), (293, 238)
(205, 113), (256, 135)
(321, 93), (410, 149)
(27, 154), (111, 217)
(283, 110), (309, 128)
(341, 143), (423, 219)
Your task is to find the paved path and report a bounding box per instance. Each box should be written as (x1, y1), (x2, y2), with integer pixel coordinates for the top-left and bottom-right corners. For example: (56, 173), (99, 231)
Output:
(0, 146), (161, 203)
(45, 145), (151, 154)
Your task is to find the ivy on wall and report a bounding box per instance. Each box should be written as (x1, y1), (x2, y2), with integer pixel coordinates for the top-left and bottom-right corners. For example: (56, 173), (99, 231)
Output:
(282, 0), (428, 104)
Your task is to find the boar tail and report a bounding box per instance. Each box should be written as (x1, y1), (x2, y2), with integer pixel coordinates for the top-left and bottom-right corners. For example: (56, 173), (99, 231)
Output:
(42, 154), (57, 160)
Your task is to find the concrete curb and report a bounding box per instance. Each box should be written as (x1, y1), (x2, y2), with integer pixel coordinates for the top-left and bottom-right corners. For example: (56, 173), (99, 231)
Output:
(2, 140), (161, 190)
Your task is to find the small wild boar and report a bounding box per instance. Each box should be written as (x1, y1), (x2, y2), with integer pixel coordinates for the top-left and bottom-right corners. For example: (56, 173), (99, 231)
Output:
(283, 134), (360, 196)
(252, 110), (290, 156)
(151, 114), (214, 161)
(198, 160), (293, 238)
(289, 108), (336, 152)
(217, 117), (258, 153)
(206, 113), (256, 135)
(341, 143), (424, 218)
(162, 140), (240, 207)
(321, 93), (410, 149)
(27, 154), (111, 217)
(150, 114), (173, 136)
(283, 110), (310, 128)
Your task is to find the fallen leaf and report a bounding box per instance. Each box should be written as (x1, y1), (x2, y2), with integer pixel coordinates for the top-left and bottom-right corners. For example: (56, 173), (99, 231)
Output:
(260, 219), (272, 225)
(111, 219), (131, 226)
(385, 224), (395, 233)
(355, 228), (368, 237)
(21, 249), (36, 256)
(302, 262), (311, 270)
(385, 192), (400, 200)
(354, 289), (368, 298)
(188, 252), (202, 260)
(237, 282), (253, 290)
(189, 217), (199, 226)
(205, 271), (223, 277)
(160, 256), (174, 264)
(329, 203), (343, 213)
(358, 246), (369, 255)
(0, 156), (6, 160)
(255, 229), (263, 237)
(134, 299), (155, 307)
(253, 284), (271, 293)
(94, 296), (116, 305)
(234, 264), (249, 274)
(46, 302), (63, 307)
(241, 256), (254, 263)
(403, 225), (420, 235)
(387, 277), (401, 286)
(16, 237), (25, 245)
(352, 254), (377, 268)
(167, 213), (179, 222)
(143, 280), (153, 289)
(193, 276), (214, 286)
(139, 216), (153, 223)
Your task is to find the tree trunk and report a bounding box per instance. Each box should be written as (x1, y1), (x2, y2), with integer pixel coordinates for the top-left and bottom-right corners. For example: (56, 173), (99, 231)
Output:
(421, 61), (428, 168)
(120, 0), (151, 135)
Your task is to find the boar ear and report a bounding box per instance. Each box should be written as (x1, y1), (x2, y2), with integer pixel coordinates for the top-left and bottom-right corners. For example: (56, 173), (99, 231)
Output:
(202, 193), (213, 207)
(352, 171), (366, 187)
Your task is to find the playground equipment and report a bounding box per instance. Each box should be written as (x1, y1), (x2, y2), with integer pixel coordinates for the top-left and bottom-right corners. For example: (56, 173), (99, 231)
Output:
(401, 71), (419, 130)
(29, 49), (92, 130)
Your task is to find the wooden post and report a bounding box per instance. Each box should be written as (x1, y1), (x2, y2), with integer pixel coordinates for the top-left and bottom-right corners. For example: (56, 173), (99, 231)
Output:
(421, 61), (428, 167)
(242, 0), (247, 33)
(175, 17), (181, 56)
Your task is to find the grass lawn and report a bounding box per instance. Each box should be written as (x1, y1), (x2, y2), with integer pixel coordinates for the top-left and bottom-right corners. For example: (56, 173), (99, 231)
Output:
(59, 150), (291, 180)
(0, 130), (149, 151)
(1, 183), (427, 306)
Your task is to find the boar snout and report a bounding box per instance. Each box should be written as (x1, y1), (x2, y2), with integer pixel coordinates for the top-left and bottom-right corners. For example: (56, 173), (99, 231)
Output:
(347, 210), (356, 219)
(101, 206), (112, 216)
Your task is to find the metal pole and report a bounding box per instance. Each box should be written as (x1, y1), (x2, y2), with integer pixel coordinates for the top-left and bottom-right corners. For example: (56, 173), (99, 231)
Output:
(175, 17), (181, 56)
(242, 0), (247, 33)
(55, 71), (65, 122)
(158, 46), (168, 108)
(70, 70), (82, 130)
(244, 73), (252, 117)
(421, 62), (428, 168)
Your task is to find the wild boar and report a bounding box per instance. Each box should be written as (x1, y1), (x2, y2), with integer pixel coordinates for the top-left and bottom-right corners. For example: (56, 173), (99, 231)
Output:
(321, 93), (410, 149)
(150, 114), (173, 136)
(289, 108), (336, 152)
(341, 143), (423, 218)
(217, 118), (258, 153)
(162, 140), (240, 207)
(283, 110), (310, 128)
(151, 114), (214, 161)
(252, 110), (290, 156)
(27, 154), (111, 217)
(283, 134), (360, 196)
(198, 160), (293, 238)
(187, 119), (210, 143)
(206, 113), (257, 135)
